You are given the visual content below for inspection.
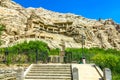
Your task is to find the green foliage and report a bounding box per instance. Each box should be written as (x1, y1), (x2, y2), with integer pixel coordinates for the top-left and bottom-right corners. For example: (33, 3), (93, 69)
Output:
(65, 47), (120, 79)
(113, 73), (120, 80)
(0, 24), (5, 35)
(92, 54), (120, 72)
(9, 40), (49, 52)
(28, 53), (36, 63)
(49, 48), (60, 55)
(0, 24), (5, 45)
(6, 56), (10, 65)
(0, 40), (50, 64)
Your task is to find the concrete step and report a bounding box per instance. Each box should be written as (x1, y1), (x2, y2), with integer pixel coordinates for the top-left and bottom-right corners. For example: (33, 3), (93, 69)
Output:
(31, 67), (70, 69)
(25, 76), (71, 79)
(33, 66), (70, 68)
(31, 67), (70, 70)
(24, 79), (71, 80)
(26, 73), (71, 76)
(28, 71), (71, 74)
(33, 64), (70, 67)
(30, 69), (70, 71)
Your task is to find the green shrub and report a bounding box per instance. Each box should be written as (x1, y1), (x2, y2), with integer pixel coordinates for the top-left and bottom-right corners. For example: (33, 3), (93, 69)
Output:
(0, 41), (50, 64)
(28, 53), (36, 63)
(112, 73), (120, 80)
(91, 54), (120, 71)
(6, 55), (12, 65)
(49, 48), (60, 55)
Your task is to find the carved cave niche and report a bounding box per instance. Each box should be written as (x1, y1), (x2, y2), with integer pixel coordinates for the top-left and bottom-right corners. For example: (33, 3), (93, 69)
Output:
(48, 28), (54, 32)
(93, 26), (97, 29)
(39, 24), (45, 30)
(101, 43), (106, 48)
(44, 26), (48, 30)
(69, 26), (73, 30)
(40, 36), (45, 39)
(93, 29), (98, 34)
(118, 41), (120, 44)
(97, 33), (101, 39)
(33, 21), (39, 24)
(3, 28), (7, 33)
(14, 36), (19, 40)
(30, 34), (35, 38)
(108, 37), (112, 43)
(84, 26), (87, 28)
(112, 42), (117, 48)
(11, 31), (18, 35)
(109, 40), (116, 48)
(9, 38), (14, 43)
(38, 36), (40, 38)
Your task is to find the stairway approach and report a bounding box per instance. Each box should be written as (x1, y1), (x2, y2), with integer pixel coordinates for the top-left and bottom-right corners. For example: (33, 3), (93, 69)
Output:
(72, 64), (103, 80)
(24, 64), (72, 80)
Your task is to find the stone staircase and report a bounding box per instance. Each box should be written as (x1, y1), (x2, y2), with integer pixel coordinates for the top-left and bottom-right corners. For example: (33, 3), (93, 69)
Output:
(24, 64), (72, 80)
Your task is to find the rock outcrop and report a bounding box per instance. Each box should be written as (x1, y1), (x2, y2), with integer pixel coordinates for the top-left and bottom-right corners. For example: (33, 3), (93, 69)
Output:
(0, 0), (120, 50)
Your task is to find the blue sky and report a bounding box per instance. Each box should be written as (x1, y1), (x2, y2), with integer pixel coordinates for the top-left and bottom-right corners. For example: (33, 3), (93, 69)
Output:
(12, 0), (120, 23)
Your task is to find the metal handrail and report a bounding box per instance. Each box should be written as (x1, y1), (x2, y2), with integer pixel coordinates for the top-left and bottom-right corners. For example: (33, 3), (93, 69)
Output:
(93, 64), (104, 80)
(70, 64), (73, 80)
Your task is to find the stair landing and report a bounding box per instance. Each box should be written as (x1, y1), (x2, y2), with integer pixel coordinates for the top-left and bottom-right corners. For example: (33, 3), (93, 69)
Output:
(72, 64), (103, 80)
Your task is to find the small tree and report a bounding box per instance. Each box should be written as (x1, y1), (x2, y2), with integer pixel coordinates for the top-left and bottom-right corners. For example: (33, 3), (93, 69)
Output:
(0, 24), (5, 45)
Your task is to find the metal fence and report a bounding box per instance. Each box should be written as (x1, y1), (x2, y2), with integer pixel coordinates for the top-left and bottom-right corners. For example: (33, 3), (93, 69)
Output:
(0, 48), (96, 64)
(64, 51), (95, 64)
(0, 49), (48, 64)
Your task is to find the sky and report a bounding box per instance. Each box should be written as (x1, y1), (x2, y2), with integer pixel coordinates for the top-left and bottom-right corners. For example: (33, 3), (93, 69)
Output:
(12, 0), (120, 23)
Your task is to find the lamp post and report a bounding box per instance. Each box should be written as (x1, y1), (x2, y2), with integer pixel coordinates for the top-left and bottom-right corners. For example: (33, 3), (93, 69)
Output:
(81, 34), (86, 64)
(81, 34), (86, 57)
(80, 27), (86, 64)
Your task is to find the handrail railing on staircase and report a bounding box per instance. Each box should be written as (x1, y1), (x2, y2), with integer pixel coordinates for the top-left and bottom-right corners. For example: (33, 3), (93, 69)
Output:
(70, 64), (73, 80)
(23, 64), (33, 78)
(93, 64), (104, 80)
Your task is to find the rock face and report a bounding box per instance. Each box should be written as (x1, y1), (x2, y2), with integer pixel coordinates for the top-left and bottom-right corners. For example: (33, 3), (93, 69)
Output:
(0, 0), (120, 50)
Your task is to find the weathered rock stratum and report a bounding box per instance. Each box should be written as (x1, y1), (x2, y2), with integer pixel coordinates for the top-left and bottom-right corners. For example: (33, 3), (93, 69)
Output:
(0, 0), (120, 49)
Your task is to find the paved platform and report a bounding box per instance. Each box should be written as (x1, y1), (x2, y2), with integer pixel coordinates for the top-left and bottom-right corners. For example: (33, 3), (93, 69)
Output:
(72, 64), (103, 80)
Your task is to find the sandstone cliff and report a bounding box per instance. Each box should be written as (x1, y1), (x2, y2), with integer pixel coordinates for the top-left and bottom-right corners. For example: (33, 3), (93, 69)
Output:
(0, 0), (120, 50)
